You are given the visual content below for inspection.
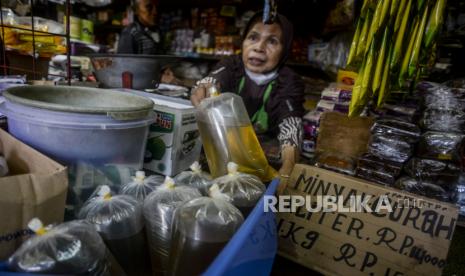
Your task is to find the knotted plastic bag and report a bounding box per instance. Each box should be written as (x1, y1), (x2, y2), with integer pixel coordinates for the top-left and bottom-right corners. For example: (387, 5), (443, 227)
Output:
(78, 185), (150, 276)
(120, 170), (164, 201)
(143, 176), (201, 275)
(174, 161), (213, 196)
(169, 189), (244, 276)
(211, 162), (265, 216)
(8, 218), (109, 275)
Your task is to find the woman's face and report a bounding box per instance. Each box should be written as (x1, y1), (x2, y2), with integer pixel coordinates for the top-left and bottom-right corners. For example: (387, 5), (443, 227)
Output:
(242, 22), (284, 74)
(137, 0), (157, 27)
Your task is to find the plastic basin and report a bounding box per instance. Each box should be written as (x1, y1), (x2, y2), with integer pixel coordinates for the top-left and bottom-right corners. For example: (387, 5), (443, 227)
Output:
(0, 85), (156, 215)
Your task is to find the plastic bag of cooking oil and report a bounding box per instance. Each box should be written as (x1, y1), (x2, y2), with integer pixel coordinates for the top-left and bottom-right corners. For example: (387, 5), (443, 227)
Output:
(169, 189), (244, 276)
(143, 176), (201, 275)
(211, 162), (265, 216)
(196, 91), (277, 182)
(174, 161), (213, 196)
(8, 218), (109, 275)
(120, 170), (164, 201)
(78, 185), (150, 276)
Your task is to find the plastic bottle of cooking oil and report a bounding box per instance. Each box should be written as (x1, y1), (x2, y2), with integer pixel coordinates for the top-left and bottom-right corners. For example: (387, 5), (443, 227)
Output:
(195, 87), (277, 182)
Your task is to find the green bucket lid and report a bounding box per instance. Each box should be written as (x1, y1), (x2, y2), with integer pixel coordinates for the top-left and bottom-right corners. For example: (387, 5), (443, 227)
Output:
(3, 85), (154, 120)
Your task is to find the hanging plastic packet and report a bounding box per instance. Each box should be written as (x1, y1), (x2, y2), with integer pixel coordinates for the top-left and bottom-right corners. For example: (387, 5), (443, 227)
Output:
(120, 170), (164, 201)
(169, 188), (244, 276)
(211, 162), (265, 217)
(174, 161), (213, 196)
(143, 176), (201, 275)
(0, 155), (8, 177)
(78, 185), (150, 276)
(8, 218), (109, 275)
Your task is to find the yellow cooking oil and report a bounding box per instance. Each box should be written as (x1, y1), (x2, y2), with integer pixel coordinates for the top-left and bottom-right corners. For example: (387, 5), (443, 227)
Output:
(198, 119), (277, 182)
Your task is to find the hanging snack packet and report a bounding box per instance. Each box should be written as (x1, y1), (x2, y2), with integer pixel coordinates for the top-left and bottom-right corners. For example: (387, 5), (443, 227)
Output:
(143, 176), (201, 275)
(79, 185), (150, 276)
(212, 162), (265, 217)
(8, 218), (109, 275)
(174, 161), (213, 196)
(169, 188), (244, 276)
(120, 170), (164, 201)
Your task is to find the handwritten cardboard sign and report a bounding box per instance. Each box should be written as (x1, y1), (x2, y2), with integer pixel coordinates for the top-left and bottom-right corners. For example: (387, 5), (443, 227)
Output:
(277, 164), (459, 276)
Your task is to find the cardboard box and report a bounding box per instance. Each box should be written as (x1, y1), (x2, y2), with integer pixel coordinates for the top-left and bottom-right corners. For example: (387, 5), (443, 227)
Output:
(0, 129), (68, 259)
(127, 91), (202, 176)
(278, 164), (459, 276)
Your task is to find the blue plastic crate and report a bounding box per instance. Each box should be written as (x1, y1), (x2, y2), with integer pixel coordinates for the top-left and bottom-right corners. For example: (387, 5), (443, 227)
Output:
(0, 178), (279, 276)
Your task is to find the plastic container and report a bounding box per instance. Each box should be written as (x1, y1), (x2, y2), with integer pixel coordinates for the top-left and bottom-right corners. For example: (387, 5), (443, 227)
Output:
(0, 179), (280, 276)
(196, 92), (277, 182)
(0, 86), (155, 216)
(78, 185), (150, 276)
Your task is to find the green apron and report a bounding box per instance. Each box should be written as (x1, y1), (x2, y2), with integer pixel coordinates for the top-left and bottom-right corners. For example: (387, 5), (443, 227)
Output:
(237, 76), (275, 133)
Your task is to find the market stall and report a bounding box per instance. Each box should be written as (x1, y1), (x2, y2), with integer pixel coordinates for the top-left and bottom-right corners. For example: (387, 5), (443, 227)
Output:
(0, 0), (464, 275)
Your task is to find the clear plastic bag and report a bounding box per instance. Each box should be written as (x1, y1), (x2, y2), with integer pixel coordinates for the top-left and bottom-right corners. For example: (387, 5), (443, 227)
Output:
(174, 161), (213, 196)
(315, 152), (356, 175)
(78, 185), (150, 276)
(211, 162), (265, 217)
(421, 108), (465, 133)
(355, 153), (403, 185)
(371, 119), (421, 144)
(368, 133), (414, 163)
(120, 170), (164, 201)
(169, 191), (243, 276)
(143, 176), (201, 275)
(404, 158), (460, 191)
(395, 177), (454, 203)
(8, 218), (109, 275)
(417, 131), (464, 163)
(423, 87), (465, 111)
(196, 92), (277, 181)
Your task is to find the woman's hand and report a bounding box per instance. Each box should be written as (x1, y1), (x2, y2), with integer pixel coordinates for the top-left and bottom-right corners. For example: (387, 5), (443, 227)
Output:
(277, 145), (299, 194)
(190, 83), (214, 107)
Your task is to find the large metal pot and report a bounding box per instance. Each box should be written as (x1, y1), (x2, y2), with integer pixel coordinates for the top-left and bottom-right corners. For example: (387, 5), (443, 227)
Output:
(89, 54), (179, 90)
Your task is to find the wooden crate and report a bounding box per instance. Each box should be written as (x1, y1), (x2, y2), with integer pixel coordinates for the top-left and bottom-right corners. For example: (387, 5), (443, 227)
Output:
(277, 164), (459, 276)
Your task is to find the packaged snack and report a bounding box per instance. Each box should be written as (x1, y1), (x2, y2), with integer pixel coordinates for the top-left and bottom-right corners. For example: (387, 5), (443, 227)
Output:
(143, 176), (201, 275)
(457, 183), (465, 216)
(174, 161), (213, 196)
(210, 163), (265, 217)
(120, 170), (164, 201)
(417, 131), (464, 162)
(8, 218), (109, 275)
(355, 153), (403, 185)
(321, 86), (352, 102)
(368, 133), (414, 163)
(382, 103), (419, 122)
(371, 119), (421, 144)
(78, 185), (150, 276)
(421, 108), (465, 133)
(303, 120), (319, 140)
(395, 177), (454, 202)
(423, 87), (465, 111)
(317, 99), (350, 113)
(303, 110), (323, 124)
(404, 158), (460, 191)
(169, 190), (243, 276)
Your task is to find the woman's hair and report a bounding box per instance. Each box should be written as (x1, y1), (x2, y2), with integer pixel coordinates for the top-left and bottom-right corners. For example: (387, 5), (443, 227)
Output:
(242, 11), (294, 67)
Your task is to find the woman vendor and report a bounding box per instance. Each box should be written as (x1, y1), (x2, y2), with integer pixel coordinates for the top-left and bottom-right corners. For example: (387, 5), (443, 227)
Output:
(190, 11), (304, 182)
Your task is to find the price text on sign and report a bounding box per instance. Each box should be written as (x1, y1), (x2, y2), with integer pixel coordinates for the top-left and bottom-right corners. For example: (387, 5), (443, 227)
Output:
(277, 164), (459, 276)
